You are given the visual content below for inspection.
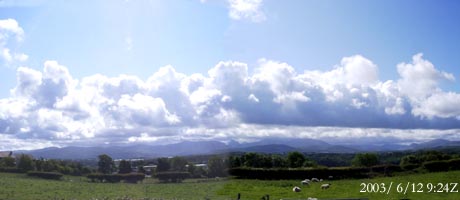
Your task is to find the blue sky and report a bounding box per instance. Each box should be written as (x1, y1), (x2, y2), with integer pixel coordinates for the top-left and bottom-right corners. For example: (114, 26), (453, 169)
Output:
(1, 0), (459, 93)
(1, 0), (460, 149)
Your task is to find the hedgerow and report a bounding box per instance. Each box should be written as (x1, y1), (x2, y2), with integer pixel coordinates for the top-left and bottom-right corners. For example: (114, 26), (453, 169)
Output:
(27, 171), (63, 180)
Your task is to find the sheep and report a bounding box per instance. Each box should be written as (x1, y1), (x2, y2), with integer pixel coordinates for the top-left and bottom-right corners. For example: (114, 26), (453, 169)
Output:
(319, 179), (323, 182)
(311, 178), (319, 182)
(292, 186), (301, 192)
(321, 183), (331, 189)
(328, 175), (333, 179)
(301, 179), (310, 185)
(307, 198), (318, 200)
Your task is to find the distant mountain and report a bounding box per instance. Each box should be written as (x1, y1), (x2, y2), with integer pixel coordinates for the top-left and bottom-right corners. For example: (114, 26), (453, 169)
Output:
(16, 138), (460, 160)
(238, 138), (330, 149)
(410, 139), (460, 150)
(20, 141), (227, 160)
(351, 143), (410, 152)
(229, 144), (299, 153)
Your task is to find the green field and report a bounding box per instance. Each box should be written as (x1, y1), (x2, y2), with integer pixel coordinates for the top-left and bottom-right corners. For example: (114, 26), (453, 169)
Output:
(1, 171), (459, 200)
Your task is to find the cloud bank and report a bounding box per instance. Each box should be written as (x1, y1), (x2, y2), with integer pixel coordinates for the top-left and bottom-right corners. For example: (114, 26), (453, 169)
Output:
(1, 53), (460, 149)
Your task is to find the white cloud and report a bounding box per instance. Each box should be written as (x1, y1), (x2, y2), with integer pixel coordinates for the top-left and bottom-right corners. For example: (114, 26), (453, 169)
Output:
(248, 93), (259, 102)
(116, 94), (180, 126)
(341, 55), (379, 85)
(182, 124), (460, 144)
(228, 0), (266, 22)
(412, 92), (460, 119)
(0, 18), (24, 41)
(0, 18), (28, 67)
(397, 53), (455, 101)
(1, 53), (460, 149)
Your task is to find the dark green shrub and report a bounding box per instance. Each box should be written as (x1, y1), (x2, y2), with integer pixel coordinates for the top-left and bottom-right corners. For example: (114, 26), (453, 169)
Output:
(104, 174), (122, 183)
(121, 173), (145, 183)
(371, 164), (402, 175)
(423, 160), (449, 172)
(87, 173), (104, 182)
(0, 167), (22, 173)
(228, 167), (368, 180)
(156, 171), (190, 183)
(27, 171), (63, 180)
(401, 163), (420, 171)
(448, 159), (460, 170)
(87, 173), (145, 183)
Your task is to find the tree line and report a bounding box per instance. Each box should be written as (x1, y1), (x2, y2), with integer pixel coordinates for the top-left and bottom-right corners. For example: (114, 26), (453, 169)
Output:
(94, 154), (229, 183)
(0, 154), (91, 176)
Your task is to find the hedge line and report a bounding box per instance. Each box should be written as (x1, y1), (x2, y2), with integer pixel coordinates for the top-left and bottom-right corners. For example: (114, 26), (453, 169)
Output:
(423, 158), (460, 172)
(228, 167), (371, 180)
(87, 173), (145, 183)
(27, 171), (63, 180)
(370, 164), (402, 174)
(156, 171), (190, 183)
(0, 167), (23, 173)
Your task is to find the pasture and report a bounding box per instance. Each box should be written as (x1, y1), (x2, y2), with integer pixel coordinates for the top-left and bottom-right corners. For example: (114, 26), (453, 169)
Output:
(1, 171), (460, 199)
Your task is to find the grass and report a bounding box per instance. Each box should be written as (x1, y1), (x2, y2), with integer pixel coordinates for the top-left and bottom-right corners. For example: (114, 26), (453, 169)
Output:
(0, 173), (229, 200)
(1, 171), (459, 199)
(217, 171), (460, 200)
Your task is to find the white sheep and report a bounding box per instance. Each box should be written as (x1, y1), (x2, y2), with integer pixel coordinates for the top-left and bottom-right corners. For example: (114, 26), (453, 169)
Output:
(292, 186), (301, 192)
(319, 179), (323, 182)
(311, 178), (319, 182)
(307, 198), (318, 200)
(328, 175), (333, 179)
(301, 179), (310, 185)
(321, 183), (331, 189)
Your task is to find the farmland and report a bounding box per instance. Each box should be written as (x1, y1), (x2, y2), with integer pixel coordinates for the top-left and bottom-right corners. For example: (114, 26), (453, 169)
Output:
(1, 171), (460, 200)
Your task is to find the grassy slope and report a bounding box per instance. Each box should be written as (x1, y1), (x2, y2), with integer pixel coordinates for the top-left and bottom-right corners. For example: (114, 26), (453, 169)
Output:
(1, 171), (459, 200)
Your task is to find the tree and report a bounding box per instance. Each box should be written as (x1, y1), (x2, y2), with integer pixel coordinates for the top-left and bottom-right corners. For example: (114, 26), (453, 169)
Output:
(187, 162), (196, 176)
(287, 151), (305, 168)
(302, 159), (317, 168)
(352, 153), (379, 167)
(156, 157), (170, 172)
(17, 154), (34, 172)
(170, 156), (188, 171)
(208, 156), (227, 177)
(0, 156), (15, 167)
(118, 160), (132, 174)
(272, 155), (287, 168)
(229, 156), (241, 168)
(242, 153), (262, 168)
(259, 155), (273, 168)
(98, 154), (115, 174)
(400, 155), (419, 166)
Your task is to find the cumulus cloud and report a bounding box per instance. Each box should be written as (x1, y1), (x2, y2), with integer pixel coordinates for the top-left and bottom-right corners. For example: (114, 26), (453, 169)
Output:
(398, 53), (455, 101)
(228, 0), (266, 22)
(412, 92), (460, 119)
(396, 53), (458, 119)
(0, 18), (28, 67)
(1, 53), (460, 149)
(0, 18), (24, 41)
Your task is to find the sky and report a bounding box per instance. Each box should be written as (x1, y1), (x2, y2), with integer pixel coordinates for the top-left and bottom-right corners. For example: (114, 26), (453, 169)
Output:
(1, 0), (460, 150)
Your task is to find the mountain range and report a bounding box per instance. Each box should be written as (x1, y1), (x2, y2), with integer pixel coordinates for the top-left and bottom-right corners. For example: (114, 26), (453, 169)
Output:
(16, 138), (460, 160)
